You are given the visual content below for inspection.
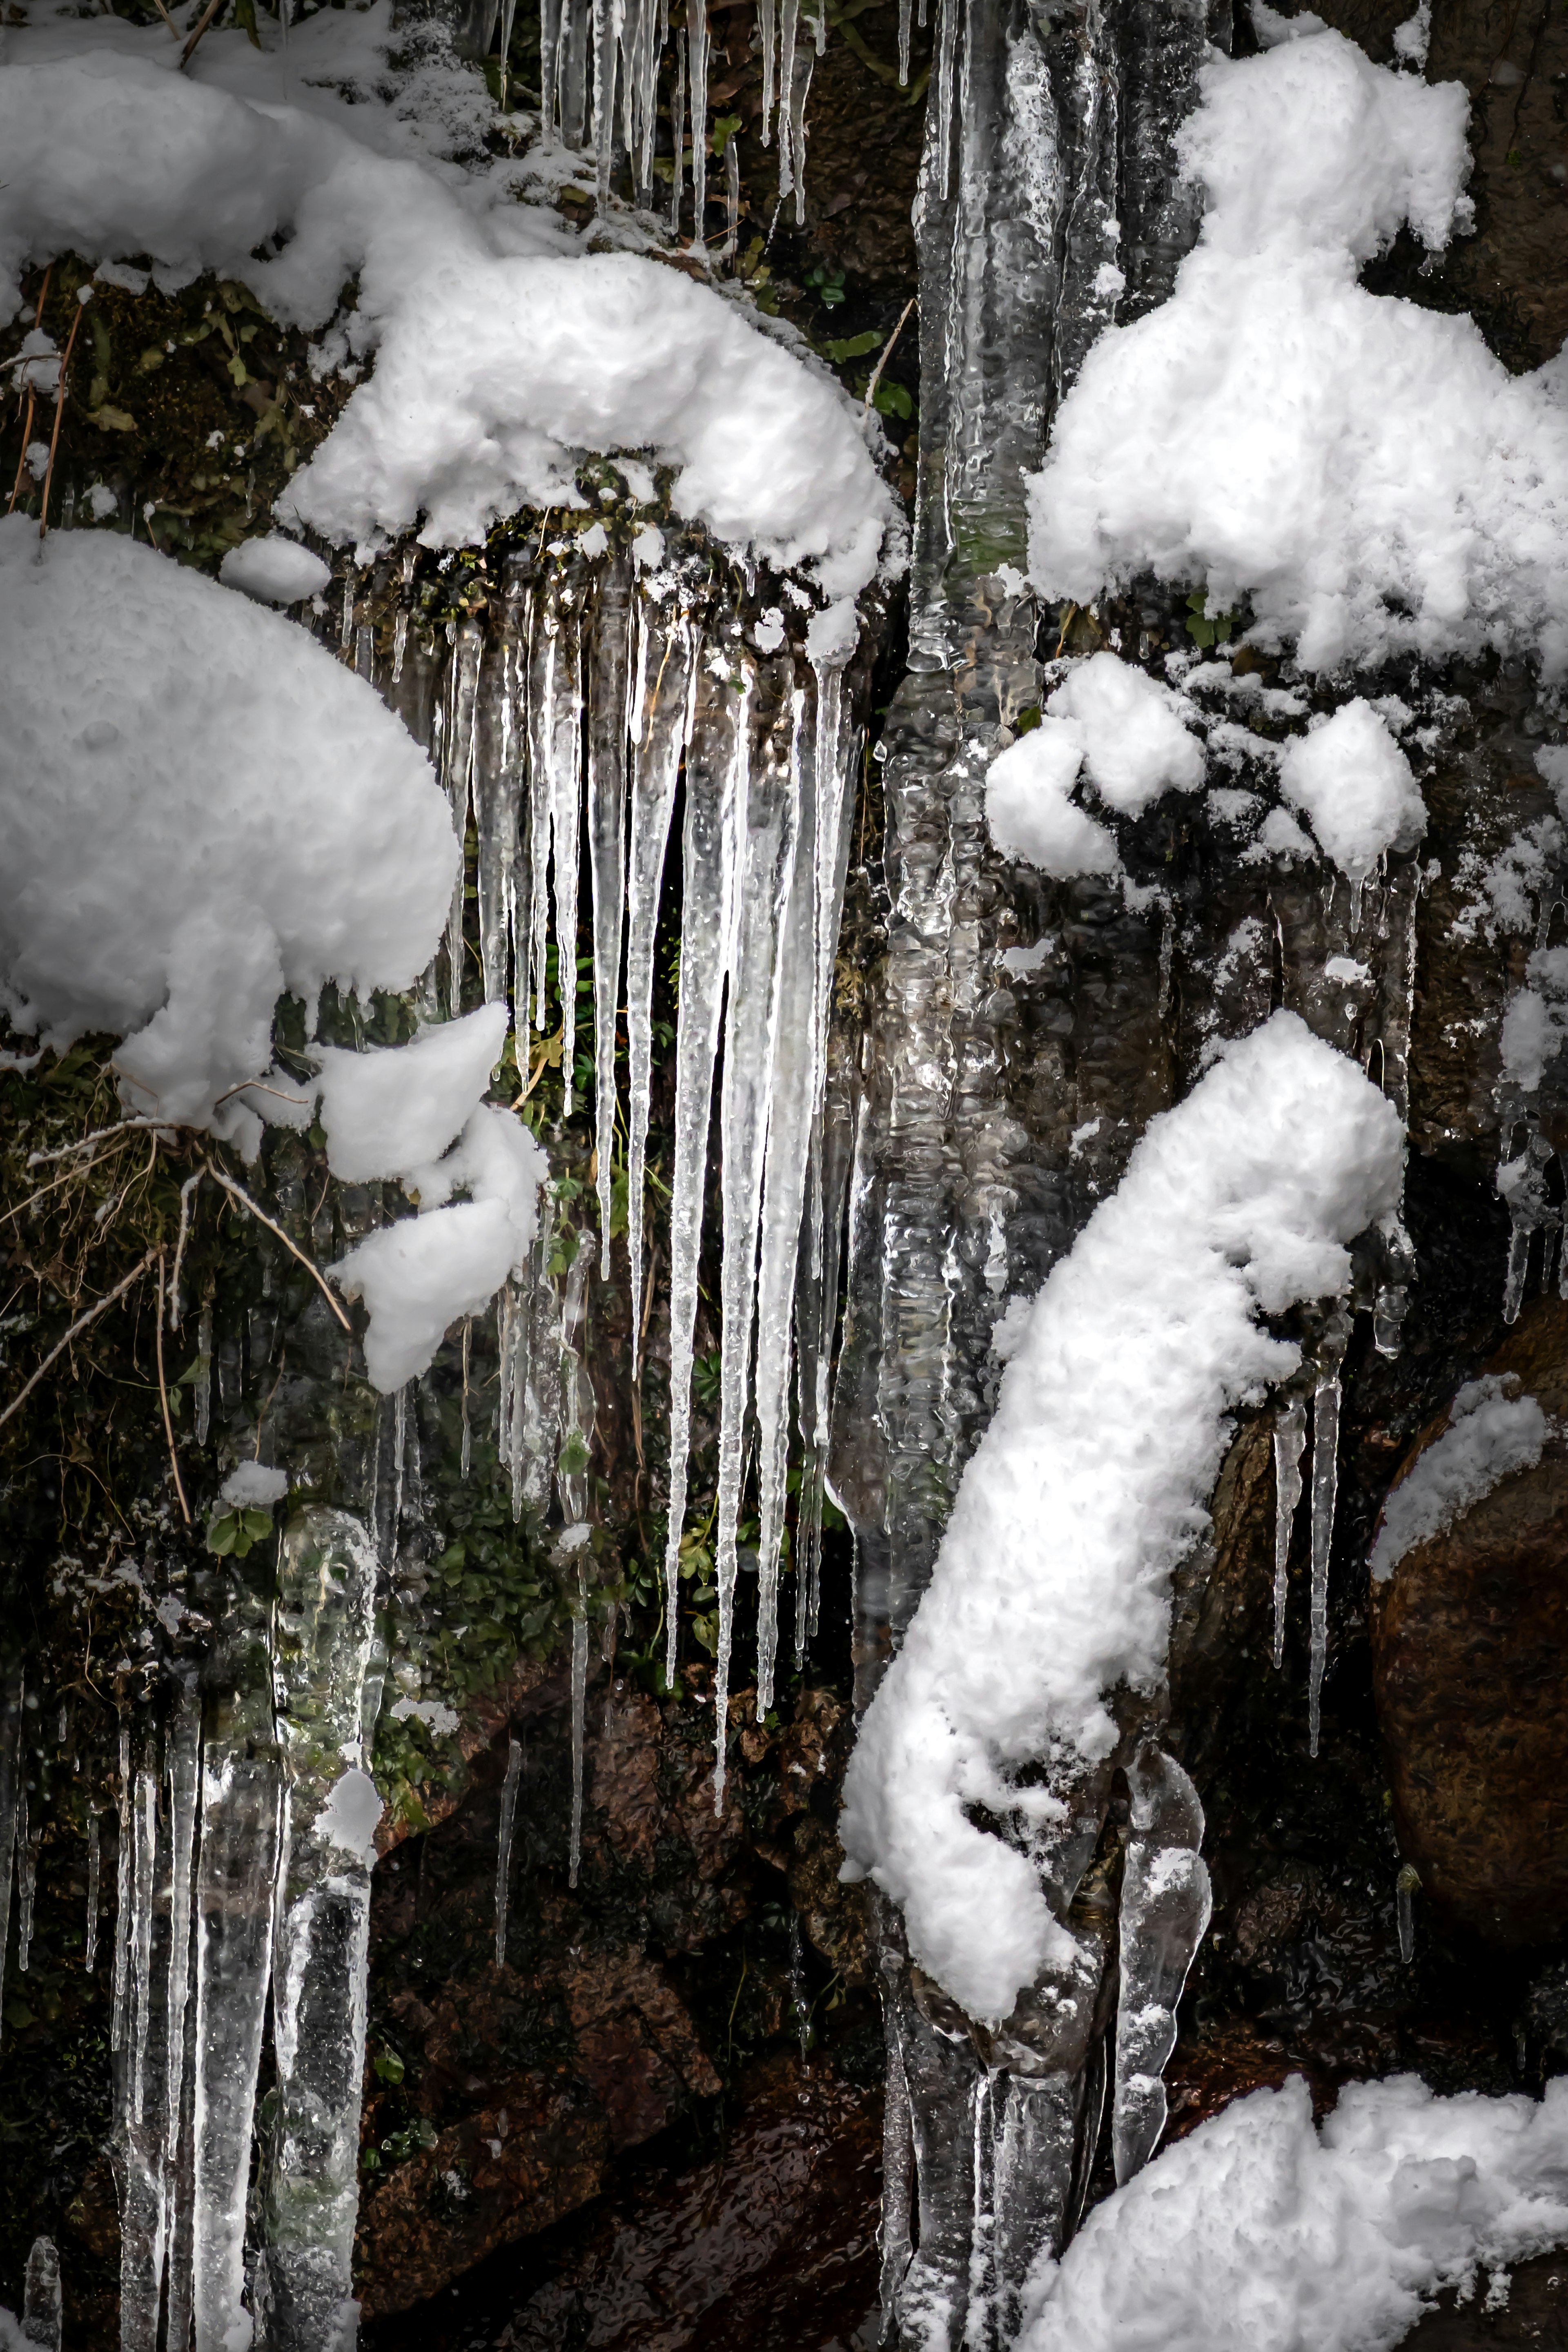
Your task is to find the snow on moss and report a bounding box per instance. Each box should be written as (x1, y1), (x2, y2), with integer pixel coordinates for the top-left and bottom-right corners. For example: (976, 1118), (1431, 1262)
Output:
(1027, 28), (1568, 675)
(1370, 1376), (1553, 1582)
(839, 1013), (1403, 2024)
(0, 20), (891, 594)
(0, 514), (456, 1150)
(1023, 2074), (1568, 2352)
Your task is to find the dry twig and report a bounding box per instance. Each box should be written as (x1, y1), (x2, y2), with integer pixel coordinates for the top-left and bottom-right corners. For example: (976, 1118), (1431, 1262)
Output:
(0, 1250), (158, 1434)
(203, 1162), (352, 1332)
(37, 289), (91, 539)
(168, 1169), (204, 1328)
(154, 1253), (191, 1523)
(862, 296), (916, 419)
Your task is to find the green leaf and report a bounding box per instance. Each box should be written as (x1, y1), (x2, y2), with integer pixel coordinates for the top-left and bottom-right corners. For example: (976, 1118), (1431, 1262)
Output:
(711, 113), (743, 156)
(823, 330), (881, 362)
(872, 379), (913, 419)
(372, 2050), (405, 2084)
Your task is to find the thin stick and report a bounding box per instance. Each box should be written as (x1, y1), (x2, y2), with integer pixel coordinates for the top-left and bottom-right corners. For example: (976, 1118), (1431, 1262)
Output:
(210, 1078), (311, 1112)
(168, 1170), (204, 1329)
(0, 1251), (158, 1434)
(37, 290), (90, 539)
(154, 1254), (191, 1524)
(1, 1146), (123, 1228)
(7, 389), (36, 516)
(180, 0), (227, 68)
(862, 296), (915, 419)
(27, 1117), (167, 1170)
(203, 1162), (352, 1332)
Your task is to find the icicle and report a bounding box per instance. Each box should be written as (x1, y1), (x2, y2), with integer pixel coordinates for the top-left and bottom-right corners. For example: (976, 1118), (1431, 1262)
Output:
(669, 29), (686, 234)
(1112, 1748), (1212, 2185)
(165, 1686), (199, 2164)
(661, 633), (746, 1688)
(557, 1247), (595, 1524)
(897, 0), (910, 83)
(461, 1317), (474, 1479)
(443, 625), (483, 1020)
(15, 1785), (32, 1975)
(527, 586), (556, 1031)
(22, 2238), (61, 2351)
(85, 1806), (100, 1973)
(549, 593), (585, 1118)
(392, 1380), (408, 1562)
(879, 1997), (915, 2325)
(568, 1560), (589, 1889)
(777, 0), (800, 201)
(592, 0), (622, 204)
(1308, 1310), (1349, 1759)
(541, 0), (564, 133)
(587, 552), (633, 1278)
(256, 1508), (383, 2352)
(788, 1912), (811, 2058)
(477, 615), (527, 1010)
(1499, 1124), (1557, 1324)
(1396, 1863), (1419, 1964)
(391, 608), (408, 687)
(723, 132), (740, 259)
(561, 0), (591, 145)
(626, 595), (694, 1375)
(111, 1718), (131, 2057)
(191, 1581), (282, 2352)
(1271, 1394), (1306, 1670)
(931, 0), (956, 202)
(755, 688), (816, 1710)
(495, 1735), (522, 1969)
(759, 0), (776, 145)
(688, 0), (710, 248)
(714, 657), (802, 1803)
(130, 1767), (155, 2119)
(195, 1300), (212, 1446)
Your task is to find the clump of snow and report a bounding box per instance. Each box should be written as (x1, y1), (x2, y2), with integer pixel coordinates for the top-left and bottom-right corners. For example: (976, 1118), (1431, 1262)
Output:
(389, 1694), (460, 1737)
(1536, 744), (1568, 812)
(1027, 29), (1568, 675)
(314, 1002), (510, 1184)
(312, 1766), (383, 1866)
(1277, 700), (1426, 881)
(1501, 947), (1568, 1091)
(1370, 1375), (1552, 1583)
(219, 1462), (290, 1510)
(839, 1011), (1403, 2023)
(0, 515), (456, 1151)
(0, 37), (891, 596)
(332, 1104), (546, 1391)
(985, 653), (1203, 877)
(1023, 2073), (1568, 2352)
(219, 535), (332, 606)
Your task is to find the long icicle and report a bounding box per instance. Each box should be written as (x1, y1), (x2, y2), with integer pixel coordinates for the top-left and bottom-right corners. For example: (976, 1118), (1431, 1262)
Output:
(587, 550), (633, 1278)
(549, 586), (585, 1119)
(713, 650), (796, 1802)
(495, 1735), (523, 1968)
(1271, 1393), (1307, 1670)
(0, 1664), (20, 2042)
(688, 0), (710, 249)
(661, 620), (746, 1688)
(626, 592), (695, 1375)
(1308, 1311), (1350, 1758)
(753, 683), (817, 1711)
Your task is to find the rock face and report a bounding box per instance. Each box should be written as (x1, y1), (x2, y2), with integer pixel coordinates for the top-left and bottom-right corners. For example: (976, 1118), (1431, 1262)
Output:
(1372, 1300), (1568, 1949)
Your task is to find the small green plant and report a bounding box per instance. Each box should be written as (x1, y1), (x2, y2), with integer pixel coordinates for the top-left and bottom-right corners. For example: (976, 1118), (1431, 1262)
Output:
(1185, 589), (1234, 648)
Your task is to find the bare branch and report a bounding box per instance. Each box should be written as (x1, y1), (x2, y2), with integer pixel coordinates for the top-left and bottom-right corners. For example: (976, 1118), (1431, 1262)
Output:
(155, 1253), (191, 1524)
(0, 1251), (158, 1434)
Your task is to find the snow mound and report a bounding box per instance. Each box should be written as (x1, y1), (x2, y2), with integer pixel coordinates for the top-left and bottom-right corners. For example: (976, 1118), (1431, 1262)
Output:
(314, 1002), (510, 1185)
(0, 42), (891, 593)
(1501, 945), (1568, 1092)
(1278, 701), (1426, 882)
(219, 1462), (290, 1510)
(219, 535), (332, 606)
(1371, 1376), (1552, 1582)
(985, 653), (1203, 877)
(1027, 30), (1568, 675)
(0, 514), (456, 1150)
(839, 1012), (1403, 2024)
(1024, 2074), (1568, 2352)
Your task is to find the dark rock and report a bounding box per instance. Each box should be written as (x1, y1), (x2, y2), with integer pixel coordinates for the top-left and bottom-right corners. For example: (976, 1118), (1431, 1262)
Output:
(1404, 2252), (1568, 2346)
(1371, 1299), (1568, 1948)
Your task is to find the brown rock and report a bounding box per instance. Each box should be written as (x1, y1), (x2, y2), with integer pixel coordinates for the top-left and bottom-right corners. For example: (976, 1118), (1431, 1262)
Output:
(1371, 1299), (1568, 1947)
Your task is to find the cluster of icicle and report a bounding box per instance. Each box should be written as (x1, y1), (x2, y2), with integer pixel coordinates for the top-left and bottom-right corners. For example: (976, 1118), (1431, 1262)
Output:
(525, 0), (930, 235)
(0, 1513), (382, 2352)
(359, 538), (862, 1802)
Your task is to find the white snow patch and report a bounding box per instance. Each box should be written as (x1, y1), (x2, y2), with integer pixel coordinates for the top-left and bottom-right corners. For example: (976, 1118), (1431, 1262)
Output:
(1277, 701), (1426, 880)
(314, 1002), (509, 1184)
(0, 514), (456, 1151)
(312, 1766), (383, 1865)
(1501, 947), (1568, 1091)
(1022, 2073), (1568, 2352)
(332, 1104), (546, 1391)
(219, 534), (332, 606)
(1536, 745), (1568, 813)
(984, 654), (1202, 876)
(389, 1695), (460, 1737)
(839, 1011), (1403, 2023)
(986, 724), (1120, 878)
(0, 35), (890, 595)
(218, 1462), (289, 1510)
(1370, 1375), (1552, 1582)
(1027, 32), (1568, 675)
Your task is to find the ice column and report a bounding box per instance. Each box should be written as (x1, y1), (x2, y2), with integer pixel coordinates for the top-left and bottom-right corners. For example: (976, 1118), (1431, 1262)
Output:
(22, 2236), (61, 2351)
(255, 1508), (384, 2352)
(1111, 1748), (1212, 2185)
(1308, 1310), (1350, 1758)
(587, 552), (633, 1277)
(1271, 1393), (1307, 1668)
